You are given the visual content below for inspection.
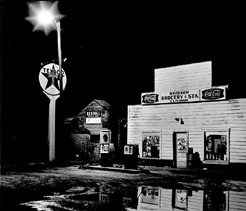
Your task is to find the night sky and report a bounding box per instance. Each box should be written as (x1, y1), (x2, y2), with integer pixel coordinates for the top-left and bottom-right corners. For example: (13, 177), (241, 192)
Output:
(2, 1), (246, 161)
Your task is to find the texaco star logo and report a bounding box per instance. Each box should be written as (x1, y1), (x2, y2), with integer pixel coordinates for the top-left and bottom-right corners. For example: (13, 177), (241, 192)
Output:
(39, 63), (67, 96)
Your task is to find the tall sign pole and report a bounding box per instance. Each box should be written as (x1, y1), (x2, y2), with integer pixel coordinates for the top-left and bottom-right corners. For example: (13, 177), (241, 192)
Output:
(26, 2), (66, 162)
(39, 63), (67, 162)
(47, 95), (59, 162)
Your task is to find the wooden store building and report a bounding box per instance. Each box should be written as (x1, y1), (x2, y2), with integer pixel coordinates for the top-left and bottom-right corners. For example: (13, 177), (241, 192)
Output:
(127, 61), (246, 167)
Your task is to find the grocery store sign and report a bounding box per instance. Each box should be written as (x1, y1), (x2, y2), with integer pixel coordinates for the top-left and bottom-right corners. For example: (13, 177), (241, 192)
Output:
(141, 86), (227, 105)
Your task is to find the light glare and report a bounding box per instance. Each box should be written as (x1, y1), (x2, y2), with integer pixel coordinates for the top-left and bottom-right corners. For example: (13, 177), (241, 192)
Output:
(26, 1), (63, 35)
(36, 8), (55, 26)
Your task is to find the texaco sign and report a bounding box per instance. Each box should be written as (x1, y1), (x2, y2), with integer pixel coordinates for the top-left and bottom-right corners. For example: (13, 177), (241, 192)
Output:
(39, 63), (67, 96)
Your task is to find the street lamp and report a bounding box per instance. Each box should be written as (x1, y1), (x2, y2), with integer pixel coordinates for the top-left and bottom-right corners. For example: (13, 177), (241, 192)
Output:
(26, 1), (65, 162)
(26, 1), (64, 91)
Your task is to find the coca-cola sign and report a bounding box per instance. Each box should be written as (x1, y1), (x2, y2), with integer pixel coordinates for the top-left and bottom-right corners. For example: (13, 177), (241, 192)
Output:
(142, 93), (159, 104)
(202, 88), (225, 100)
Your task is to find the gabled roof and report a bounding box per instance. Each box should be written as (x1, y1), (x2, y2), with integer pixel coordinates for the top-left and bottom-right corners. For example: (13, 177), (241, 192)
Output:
(64, 99), (111, 123)
(93, 99), (111, 109)
(77, 99), (111, 115)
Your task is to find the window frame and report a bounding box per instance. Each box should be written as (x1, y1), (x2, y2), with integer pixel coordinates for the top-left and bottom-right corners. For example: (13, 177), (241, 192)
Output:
(203, 129), (230, 164)
(142, 131), (161, 159)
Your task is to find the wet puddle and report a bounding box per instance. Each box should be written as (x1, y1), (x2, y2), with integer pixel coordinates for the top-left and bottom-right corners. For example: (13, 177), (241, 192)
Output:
(18, 182), (246, 211)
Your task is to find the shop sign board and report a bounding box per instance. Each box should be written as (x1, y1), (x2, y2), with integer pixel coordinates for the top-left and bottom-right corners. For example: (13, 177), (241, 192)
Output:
(141, 86), (227, 105)
(141, 90), (200, 104)
(39, 63), (67, 96)
(86, 111), (101, 118)
(124, 145), (134, 155)
(100, 143), (109, 154)
(141, 93), (159, 104)
(85, 110), (102, 124)
(201, 86), (226, 101)
(85, 117), (101, 124)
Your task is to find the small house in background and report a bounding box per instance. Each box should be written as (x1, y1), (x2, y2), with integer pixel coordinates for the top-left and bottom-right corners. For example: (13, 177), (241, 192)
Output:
(65, 99), (112, 162)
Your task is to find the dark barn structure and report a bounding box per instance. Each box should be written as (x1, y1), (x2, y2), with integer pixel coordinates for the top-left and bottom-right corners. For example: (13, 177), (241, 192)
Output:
(65, 99), (112, 162)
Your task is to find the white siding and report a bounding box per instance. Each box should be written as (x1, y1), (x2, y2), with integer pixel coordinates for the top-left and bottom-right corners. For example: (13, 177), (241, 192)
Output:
(188, 190), (204, 211)
(127, 98), (246, 163)
(229, 191), (246, 211)
(154, 61), (212, 93)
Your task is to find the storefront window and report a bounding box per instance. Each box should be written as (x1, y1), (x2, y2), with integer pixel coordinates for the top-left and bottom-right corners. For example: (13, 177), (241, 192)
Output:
(204, 132), (228, 162)
(142, 134), (160, 158)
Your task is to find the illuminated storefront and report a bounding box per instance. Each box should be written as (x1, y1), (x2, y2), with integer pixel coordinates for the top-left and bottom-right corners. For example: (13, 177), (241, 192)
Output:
(127, 61), (246, 167)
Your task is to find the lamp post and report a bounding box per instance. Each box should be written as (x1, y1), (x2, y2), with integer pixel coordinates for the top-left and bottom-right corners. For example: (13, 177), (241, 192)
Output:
(26, 1), (66, 162)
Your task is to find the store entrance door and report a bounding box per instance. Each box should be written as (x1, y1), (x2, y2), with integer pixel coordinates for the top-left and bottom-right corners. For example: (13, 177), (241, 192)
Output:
(173, 132), (189, 168)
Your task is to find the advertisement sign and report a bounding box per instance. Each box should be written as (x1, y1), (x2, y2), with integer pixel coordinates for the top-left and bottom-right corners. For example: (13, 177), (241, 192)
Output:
(141, 86), (227, 105)
(86, 111), (101, 118)
(100, 130), (111, 143)
(201, 86), (226, 101)
(124, 145), (134, 155)
(141, 90), (200, 104)
(39, 63), (67, 96)
(100, 143), (109, 154)
(85, 118), (101, 124)
(176, 133), (188, 153)
(141, 93), (159, 104)
(161, 90), (200, 103)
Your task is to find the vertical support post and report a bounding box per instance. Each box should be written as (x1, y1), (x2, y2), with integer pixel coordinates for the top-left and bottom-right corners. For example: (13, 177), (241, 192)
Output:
(56, 21), (63, 93)
(47, 94), (59, 162)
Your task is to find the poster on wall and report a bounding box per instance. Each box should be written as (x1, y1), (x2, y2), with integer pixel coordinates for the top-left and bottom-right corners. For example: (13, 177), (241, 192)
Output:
(142, 133), (160, 158)
(124, 145), (134, 155)
(100, 143), (109, 154)
(176, 133), (188, 153)
(100, 130), (111, 143)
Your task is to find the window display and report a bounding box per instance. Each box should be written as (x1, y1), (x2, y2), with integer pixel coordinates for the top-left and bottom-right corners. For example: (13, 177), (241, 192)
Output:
(204, 131), (228, 162)
(142, 133), (160, 158)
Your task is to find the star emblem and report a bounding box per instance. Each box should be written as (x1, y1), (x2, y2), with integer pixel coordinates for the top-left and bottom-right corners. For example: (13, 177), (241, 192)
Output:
(42, 64), (62, 91)
(39, 63), (67, 96)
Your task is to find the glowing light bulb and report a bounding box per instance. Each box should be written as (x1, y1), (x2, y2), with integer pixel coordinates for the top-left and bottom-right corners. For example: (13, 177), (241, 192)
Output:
(26, 1), (63, 35)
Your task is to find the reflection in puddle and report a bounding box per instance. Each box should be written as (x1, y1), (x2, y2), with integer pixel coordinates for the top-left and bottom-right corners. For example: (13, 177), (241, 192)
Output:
(20, 184), (246, 211)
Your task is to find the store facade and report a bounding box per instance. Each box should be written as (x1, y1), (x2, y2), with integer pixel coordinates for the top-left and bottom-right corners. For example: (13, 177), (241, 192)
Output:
(127, 62), (246, 167)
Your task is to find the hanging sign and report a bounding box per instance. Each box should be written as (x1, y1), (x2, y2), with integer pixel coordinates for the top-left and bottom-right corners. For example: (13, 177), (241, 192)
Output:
(39, 63), (67, 96)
